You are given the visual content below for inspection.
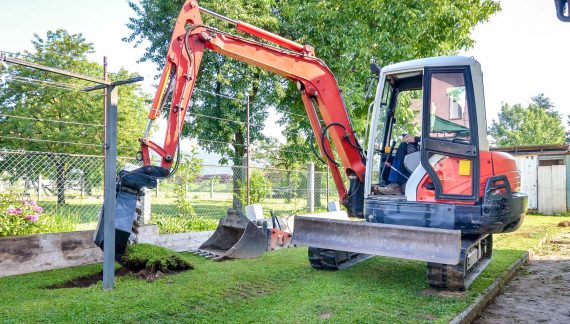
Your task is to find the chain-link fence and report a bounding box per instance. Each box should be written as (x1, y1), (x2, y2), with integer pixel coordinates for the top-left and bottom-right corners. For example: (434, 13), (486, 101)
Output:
(0, 150), (334, 230)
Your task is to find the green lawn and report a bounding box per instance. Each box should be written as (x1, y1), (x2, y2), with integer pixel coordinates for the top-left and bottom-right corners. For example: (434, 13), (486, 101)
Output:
(0, 215), (567, 323)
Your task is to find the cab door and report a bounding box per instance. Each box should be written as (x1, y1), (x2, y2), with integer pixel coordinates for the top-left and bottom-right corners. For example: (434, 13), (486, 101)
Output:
(420, 66), (479, 202)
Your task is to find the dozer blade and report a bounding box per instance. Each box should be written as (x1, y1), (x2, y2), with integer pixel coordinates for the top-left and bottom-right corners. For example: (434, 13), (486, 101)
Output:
(292, 216), (462, 265)
(197, 212), (268, 259)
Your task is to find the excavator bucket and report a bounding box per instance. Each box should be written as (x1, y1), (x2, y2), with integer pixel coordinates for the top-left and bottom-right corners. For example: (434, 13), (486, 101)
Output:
(93, 166), (165, 261)
(194, 210), (268, 260)
(292, 216), (462, 265)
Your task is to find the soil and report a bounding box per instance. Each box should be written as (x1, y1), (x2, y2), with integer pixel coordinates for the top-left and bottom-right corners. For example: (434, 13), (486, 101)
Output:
(476, 232), (570, 324)
(47, 266), (189, 289)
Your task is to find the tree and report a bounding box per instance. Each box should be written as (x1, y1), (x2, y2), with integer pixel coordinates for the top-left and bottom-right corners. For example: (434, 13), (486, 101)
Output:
(0, 30), (148, 204)
(489, 94), (566, 147)
(125, 0), (500, 210)
(566, 115), (570, 143)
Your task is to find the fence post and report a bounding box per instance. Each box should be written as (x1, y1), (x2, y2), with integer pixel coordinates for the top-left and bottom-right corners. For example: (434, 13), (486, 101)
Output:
(326, 166), (330, 203)
(141, 188), (151, 224)
(307, 162), (315, 212)
(210, 178), (214, 199)
(246, 94), (251, 206)
(37, 174), (42, 200)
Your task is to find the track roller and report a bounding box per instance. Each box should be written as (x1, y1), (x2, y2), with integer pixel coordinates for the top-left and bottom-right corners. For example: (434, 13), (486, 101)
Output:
(427, 234), (493, 290)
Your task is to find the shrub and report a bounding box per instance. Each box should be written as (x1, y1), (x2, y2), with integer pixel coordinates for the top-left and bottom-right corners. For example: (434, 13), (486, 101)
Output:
(0, 194), (77, 237)
(122, 243), (193, 272)
(149, 214), (218, 233)
(236, 169), (272, 205)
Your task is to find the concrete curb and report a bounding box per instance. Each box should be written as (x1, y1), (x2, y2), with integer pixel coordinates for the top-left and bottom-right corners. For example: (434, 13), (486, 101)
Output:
(450, 234), (550, 324)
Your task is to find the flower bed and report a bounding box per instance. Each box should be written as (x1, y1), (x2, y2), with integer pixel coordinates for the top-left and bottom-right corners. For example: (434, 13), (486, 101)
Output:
(0, 194), (75, 237)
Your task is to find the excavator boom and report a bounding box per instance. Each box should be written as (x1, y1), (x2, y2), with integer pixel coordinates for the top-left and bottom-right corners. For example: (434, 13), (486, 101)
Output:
(140, 0), (366, 211)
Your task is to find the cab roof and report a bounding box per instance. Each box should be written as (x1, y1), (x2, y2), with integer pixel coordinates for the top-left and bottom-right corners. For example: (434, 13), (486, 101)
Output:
(381, 56), (479, 74)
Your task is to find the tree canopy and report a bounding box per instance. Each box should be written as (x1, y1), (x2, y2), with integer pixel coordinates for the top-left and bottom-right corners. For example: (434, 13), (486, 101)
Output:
(0, 30), (149, 204)
(0, 29), (148, 156)
(489, 94), (567, 147)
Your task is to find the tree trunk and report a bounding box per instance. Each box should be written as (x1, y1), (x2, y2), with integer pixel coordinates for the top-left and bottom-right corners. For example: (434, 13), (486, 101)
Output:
(285, 171), (292, 203)
(55, 155), (67, 205)
(232, 131), (245, 214)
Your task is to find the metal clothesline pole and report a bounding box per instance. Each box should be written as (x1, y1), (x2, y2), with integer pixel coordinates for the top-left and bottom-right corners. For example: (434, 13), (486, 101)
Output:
(2, 53), (142, 290)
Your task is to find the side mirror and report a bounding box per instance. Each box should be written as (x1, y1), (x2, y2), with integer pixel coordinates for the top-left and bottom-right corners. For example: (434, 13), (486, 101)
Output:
(370, 62), (381, 76)
(554, 0), (570, 22)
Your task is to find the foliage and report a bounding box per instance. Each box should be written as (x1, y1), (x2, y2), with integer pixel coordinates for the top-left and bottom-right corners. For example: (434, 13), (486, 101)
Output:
(172, 149), (203, 216)
(274, 0), (501, 155)
(566, 115), (570, 143)
(489, 94), (566, 147)
(0, 215), (565, 323)
(392, 91), (422, 140)
(0, 30), (149, 204)
(0, 29), (148, 156)
(122, 243), (193, 272)
(0, 194), (75, 237)
(236, 169), (272, 205)
(149, 214), (218, 233)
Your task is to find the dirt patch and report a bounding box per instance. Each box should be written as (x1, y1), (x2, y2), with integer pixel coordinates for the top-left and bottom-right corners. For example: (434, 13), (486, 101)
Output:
(421, 288), (465, 298)
(223, 280), (272, 300)
(47, 268), (130, 289)
(319, 311), (333, 320)
(558, 220), (570, 227)
(47, 266), (191, 289)
(476, 233), (570, 323)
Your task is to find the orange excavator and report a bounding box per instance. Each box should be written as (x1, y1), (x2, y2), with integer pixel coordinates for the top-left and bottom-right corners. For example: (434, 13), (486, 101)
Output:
(95, 0), (529, 290)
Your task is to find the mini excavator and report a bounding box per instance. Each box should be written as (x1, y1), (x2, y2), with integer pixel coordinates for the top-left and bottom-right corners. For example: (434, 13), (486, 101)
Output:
(95, 0), (529, 290)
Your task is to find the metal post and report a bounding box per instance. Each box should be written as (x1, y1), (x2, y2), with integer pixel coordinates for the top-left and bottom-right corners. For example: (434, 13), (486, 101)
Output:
(37, 174), (42, 200)
(210, 178), (214, 199)
(102, 85), (118, 290)
(142, 188), (151, 224)
(326, 165), (330, 202)
(307, 162), (315, 212)
(246, 94), (251, 206)
(102, 55), (117, 290)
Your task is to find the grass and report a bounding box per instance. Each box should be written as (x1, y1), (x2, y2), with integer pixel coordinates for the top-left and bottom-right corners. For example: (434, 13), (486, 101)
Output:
(0, 215), (567, 323)
(122, 243), (193, 272)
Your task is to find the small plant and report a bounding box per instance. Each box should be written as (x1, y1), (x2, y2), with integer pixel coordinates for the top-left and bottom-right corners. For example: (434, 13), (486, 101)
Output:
(0, 194), (77, 237)
(173, 150), (203, 216)
(236, 169), (272, 205)
(122, 243), (193, 273)
(150, 214), (218, 233)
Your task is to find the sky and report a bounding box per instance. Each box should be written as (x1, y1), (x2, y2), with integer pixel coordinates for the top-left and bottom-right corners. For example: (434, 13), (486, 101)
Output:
(1, 0), (569, 153)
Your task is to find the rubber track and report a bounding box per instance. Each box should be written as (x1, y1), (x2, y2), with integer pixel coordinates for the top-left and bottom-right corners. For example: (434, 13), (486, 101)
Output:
(427, 234), (492, 290)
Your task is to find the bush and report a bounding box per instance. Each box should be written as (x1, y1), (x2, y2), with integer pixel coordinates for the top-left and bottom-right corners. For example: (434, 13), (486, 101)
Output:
(122, 243), (193, 272)
(0, 194), (76, 237)
(236, 169), (272, 205)
(149, 214), (218, 233)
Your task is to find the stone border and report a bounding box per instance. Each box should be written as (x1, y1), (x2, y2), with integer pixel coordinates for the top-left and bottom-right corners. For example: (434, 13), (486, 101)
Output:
(0, 225), (213, 277)
(450, 235), (550, 324)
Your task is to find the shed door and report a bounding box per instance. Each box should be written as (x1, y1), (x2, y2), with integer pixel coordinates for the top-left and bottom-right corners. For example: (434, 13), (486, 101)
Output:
(538, 164), (567, 214)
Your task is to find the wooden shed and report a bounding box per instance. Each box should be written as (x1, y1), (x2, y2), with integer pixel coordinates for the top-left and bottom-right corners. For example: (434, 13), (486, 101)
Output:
(491, 144), (570, 215)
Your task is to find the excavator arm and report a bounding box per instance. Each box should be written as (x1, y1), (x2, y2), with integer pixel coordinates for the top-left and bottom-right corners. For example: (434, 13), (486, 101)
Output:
(140, 0), (366, 213)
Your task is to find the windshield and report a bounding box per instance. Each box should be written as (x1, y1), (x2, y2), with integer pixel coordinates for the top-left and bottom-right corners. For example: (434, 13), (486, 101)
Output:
(370, 80), (392, 185)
